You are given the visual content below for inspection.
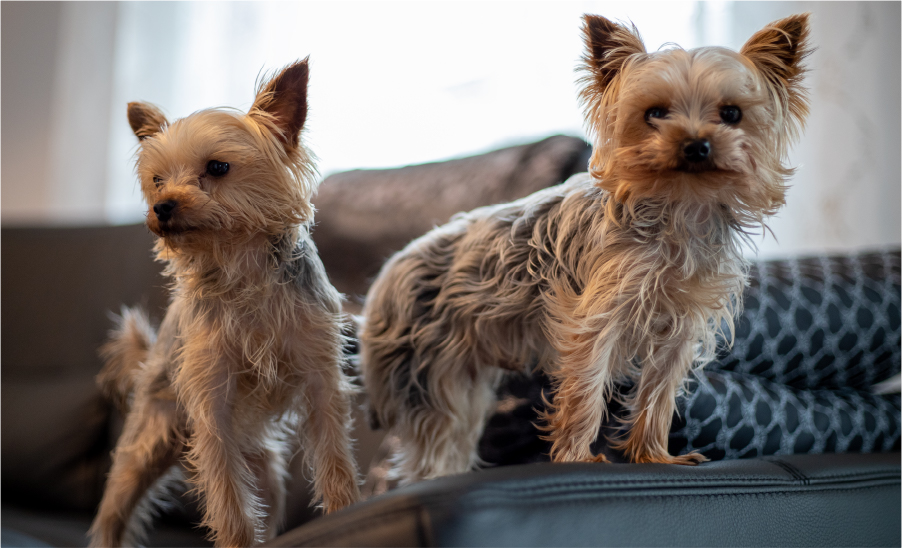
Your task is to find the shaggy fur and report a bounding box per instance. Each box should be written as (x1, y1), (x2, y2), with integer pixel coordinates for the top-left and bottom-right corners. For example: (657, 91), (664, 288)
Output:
(89, 60), (360, 548)
(360, 14), (811, 482)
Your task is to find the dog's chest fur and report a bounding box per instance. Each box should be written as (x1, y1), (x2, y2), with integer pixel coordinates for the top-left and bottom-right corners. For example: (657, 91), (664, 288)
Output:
(162, 232), (340, 415)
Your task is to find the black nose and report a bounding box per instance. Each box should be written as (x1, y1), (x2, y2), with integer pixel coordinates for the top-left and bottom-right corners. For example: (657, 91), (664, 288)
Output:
(153, 200), (176, 222)
(683, 139), (711, 163)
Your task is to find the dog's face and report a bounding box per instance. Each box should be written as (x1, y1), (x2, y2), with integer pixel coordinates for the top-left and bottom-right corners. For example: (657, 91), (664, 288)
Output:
(580, 14), (811, 223)
(127, 60), (315, 251)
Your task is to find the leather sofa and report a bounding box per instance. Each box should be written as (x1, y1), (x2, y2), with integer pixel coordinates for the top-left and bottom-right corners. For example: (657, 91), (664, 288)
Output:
(268, 453), (900, 547)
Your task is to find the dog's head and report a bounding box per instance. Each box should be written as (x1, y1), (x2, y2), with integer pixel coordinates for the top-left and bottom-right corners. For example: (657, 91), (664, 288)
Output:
(579, 14), (811, 225)
(127, 60), (315, 252)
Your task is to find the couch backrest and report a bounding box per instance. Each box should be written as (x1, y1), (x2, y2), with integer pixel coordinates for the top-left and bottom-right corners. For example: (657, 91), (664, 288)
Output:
(1, 223), (167, 510)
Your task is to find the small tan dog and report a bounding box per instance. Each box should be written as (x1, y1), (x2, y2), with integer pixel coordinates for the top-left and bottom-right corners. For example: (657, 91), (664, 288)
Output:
(89, 60), (360, 547)
(360, 14), (811, 482)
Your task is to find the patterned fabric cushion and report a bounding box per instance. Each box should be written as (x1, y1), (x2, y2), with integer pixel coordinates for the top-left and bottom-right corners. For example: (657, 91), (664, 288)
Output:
(716, 251), (900, 391)
(670, 250), (901, 459)
(670, 370), (900, 460)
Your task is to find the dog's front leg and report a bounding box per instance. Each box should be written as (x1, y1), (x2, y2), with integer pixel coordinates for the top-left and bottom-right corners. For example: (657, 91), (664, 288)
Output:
(541, 315), (621, 463)
(178, 340), (261, 547)
(299, 366), (360, 514)
(613, 336), (708, 465)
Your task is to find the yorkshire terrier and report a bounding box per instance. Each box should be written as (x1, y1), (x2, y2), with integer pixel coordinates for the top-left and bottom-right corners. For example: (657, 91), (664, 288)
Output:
(360, 14), (811, 482)
(89, 60), (360, 547)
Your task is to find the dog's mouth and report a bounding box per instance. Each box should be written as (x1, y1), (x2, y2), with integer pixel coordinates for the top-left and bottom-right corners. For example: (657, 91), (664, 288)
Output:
(150, 220), (198, 238)
(674, 160), (719, 173)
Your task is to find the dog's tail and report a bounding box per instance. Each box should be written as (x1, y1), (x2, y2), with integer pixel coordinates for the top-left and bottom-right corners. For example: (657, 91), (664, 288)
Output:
(97, 306), (156, 412)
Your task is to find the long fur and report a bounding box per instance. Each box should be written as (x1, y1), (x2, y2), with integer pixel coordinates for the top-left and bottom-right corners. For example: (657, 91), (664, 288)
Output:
(90, 60), (359, 548)
(98, 306), (157, 413)
(360, 14), (811, 481)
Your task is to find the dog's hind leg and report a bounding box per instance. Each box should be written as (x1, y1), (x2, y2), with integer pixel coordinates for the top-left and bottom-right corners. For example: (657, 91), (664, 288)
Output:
(390, 357), (501, 484)
(247, 438), (289, 540)
(89, 380), (184, 548)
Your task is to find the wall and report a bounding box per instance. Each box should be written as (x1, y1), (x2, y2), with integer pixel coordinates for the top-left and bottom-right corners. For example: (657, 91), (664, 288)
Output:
(728, 1), (901, 258)
(2, 2), (118, 225)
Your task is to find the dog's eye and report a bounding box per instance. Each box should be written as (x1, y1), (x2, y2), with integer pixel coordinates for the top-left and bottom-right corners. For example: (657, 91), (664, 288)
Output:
(720, 106), (742, 124)
(206, 160), (230, 177)
(644, 107), (669, 125)
(153, 176), (163, 188)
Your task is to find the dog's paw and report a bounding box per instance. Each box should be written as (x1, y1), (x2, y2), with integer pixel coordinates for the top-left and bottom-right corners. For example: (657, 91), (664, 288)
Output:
(552, 451), (612, 464)
(633, 452), (708, 466)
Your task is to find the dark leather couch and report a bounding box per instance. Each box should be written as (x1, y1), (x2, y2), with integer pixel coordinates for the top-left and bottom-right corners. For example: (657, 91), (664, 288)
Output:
(268, 453), (900, 547)
(2, 136), (899, 547)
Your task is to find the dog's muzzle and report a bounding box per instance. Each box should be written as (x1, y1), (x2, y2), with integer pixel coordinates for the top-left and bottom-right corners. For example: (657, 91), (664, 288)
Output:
(153, 200), (177, 223)
(676, 139), (718, 173)
(683, 139), (711, 163)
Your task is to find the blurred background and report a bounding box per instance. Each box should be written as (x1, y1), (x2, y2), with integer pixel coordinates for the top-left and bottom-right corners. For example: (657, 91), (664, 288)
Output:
(3, 1), (899, 258)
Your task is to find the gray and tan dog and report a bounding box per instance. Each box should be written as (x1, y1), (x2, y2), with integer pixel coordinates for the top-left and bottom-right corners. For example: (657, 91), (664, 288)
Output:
(360, 14), (811, 483)
(89, 60), (360, 547)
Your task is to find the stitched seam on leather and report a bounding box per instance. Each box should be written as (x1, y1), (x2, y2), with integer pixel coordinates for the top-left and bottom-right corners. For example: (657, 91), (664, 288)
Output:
(488, 476), (783, 486)
(478, 467), (901, 494)
(802, 469), (901, 480)
(480, 475), (900, 497)
(478, 477), (793, 496)
(766, 458), (809, 485)
(462, 483), (901, 508)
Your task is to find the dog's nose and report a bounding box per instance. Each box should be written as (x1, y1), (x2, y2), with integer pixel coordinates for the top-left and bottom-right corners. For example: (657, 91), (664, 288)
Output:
(683, 139), (711, 163)
(153, 200), (177, 222)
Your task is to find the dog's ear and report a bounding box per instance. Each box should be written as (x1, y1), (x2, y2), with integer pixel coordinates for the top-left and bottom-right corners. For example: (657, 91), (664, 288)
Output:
(127, 102), (168, 141)
(741, 13), (811, 87)
(250, 59), (309, 149)
(581, 15), (646, 92)
(741, 13), (812, 135)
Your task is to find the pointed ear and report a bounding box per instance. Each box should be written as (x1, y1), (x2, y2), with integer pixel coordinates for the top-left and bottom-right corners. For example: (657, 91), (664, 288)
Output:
(127, 102), (168, 141)
(250, 59), (309, 149)
(581, 15), (646, 92)
(741, 13), (812, 135)
(740, 13), (812, 90)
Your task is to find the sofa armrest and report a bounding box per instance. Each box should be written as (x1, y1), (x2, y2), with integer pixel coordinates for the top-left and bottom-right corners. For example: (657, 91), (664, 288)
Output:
(267, 452), (900, 547)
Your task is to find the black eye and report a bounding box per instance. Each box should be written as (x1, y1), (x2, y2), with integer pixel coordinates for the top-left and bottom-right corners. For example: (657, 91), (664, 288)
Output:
(644, 107), (669, 125)
(153, 176), (163, 188)
(206, 160), (230, 177)
(720, 106), (742, 124)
